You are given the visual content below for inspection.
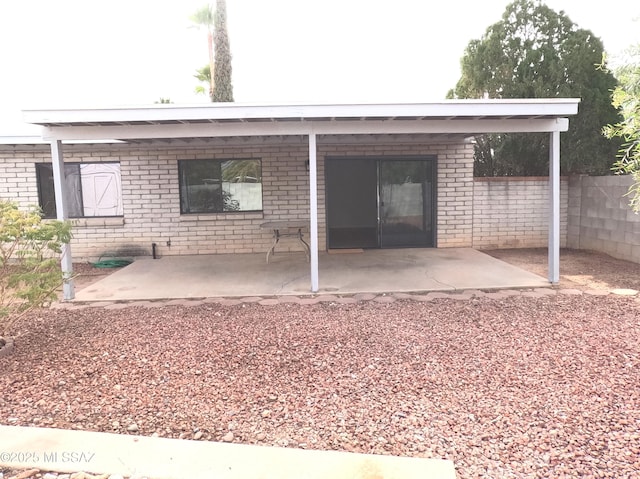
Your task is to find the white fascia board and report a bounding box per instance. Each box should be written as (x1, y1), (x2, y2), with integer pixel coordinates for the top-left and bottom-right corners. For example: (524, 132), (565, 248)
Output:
(0, 135), (46, 144)
(24, 99), (580, 125)
(0, 136), (124, 146)
(42, 118), (570, 141)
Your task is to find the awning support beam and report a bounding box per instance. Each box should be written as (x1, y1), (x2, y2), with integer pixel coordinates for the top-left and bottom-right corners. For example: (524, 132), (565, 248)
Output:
(50, 140), (75, 300)
(309, 133), (319, 293)
(548, 131), (560, 284)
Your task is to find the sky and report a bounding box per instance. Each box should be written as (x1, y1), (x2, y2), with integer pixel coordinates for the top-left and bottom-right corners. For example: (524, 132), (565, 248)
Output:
(0, 0), (638, 135)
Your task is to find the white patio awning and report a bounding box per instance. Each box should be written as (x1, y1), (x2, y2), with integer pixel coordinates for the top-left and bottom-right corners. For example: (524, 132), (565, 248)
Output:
(21, 99), (580, 299)
(23, 99), (579, 142)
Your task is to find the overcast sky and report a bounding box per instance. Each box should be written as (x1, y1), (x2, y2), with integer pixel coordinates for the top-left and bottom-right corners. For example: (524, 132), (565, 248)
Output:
(0, 0), (638, 134)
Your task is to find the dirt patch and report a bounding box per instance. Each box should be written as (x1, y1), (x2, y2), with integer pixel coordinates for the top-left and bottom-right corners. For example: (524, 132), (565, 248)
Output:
(70, 263), (119, 291)
(485, 247), (640, 292)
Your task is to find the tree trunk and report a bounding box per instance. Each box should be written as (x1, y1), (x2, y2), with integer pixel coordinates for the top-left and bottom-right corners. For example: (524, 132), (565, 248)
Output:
(207, 30), (215, 102)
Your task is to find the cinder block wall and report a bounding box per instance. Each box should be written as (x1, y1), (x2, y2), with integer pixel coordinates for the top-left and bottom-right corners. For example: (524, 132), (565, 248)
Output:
(1, 138), (473, 261)
(567, 175), (640, 262)
(472, 177), (568, 249)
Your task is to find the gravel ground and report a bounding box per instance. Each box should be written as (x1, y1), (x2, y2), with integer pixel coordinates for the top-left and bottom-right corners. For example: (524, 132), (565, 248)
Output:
(2, 293), (640, 478)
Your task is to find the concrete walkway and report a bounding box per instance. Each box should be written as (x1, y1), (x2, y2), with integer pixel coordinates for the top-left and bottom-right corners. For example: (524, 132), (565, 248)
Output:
(74, 248), (549, 302)
(0, 426), (456, 479)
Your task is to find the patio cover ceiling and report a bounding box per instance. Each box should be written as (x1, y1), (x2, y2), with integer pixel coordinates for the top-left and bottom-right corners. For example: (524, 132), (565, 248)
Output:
(23, 99), (580, 142)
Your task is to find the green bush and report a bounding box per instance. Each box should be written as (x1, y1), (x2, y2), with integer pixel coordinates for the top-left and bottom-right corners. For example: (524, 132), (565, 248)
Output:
(0, 200), (72, 336)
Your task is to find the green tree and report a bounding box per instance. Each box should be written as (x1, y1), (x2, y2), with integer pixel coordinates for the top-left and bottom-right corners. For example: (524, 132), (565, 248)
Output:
(190, 4), (215, 101)
(450, 0), (620, 176)
(603, 45), (640, 211)
(194, 65), (211, 96)
(0, 201), (72, 338)
(212, 0), (234, 102)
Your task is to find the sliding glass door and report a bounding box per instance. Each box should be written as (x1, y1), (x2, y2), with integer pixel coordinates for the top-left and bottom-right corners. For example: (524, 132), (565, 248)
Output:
(379, 159), (435, 247)
(326, 159), (379, 248)
(326, 157), (436, 249)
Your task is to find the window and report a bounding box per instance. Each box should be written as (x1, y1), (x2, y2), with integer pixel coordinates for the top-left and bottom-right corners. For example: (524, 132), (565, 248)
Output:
(179, 159), (262, 214)
(36, 163), (123, 218)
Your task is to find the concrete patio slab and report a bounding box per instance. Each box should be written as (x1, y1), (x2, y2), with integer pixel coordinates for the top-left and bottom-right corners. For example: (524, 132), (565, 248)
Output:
(73, 248), (549, 302)
(0, 425), (456, 479)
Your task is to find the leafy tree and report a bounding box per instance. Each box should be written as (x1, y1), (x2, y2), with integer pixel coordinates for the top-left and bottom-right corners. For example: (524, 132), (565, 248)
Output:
(603, 45), (640, 211)
(190, 4), (215, 101)
(212, 0), (234, 102)
(0, 201), (72, 338)
(450, 0), (620, 176)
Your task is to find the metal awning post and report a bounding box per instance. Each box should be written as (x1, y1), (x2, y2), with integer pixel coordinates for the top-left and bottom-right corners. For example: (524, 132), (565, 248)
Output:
(308, 133), (319, 293)
(50, 139), (75, 300)
(548, 130), (560, 284)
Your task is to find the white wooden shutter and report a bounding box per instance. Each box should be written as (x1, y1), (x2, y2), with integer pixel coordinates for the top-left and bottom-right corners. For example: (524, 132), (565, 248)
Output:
(80, 164), (123, 216)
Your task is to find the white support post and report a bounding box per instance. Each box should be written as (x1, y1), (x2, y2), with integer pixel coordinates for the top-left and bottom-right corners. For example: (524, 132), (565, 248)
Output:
(308, 133), (319, 293)
(548, 131), (560, 284)
(50, 140), (75, 300)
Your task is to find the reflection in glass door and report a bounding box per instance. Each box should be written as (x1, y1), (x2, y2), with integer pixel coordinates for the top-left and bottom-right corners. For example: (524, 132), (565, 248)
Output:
(379, 160), (435, 247)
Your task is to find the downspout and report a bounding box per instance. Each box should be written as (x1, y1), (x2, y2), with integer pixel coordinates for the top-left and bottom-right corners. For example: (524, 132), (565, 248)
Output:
(50, 139), (75, 300)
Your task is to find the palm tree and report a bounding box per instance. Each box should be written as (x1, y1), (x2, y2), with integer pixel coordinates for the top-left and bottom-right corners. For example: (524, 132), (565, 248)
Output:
(190, 5), (215, 101)
(193, 65), (211, 96)
(212, 0), (234, 102)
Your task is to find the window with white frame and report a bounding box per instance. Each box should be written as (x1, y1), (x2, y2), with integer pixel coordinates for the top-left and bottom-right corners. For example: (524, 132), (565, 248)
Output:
(178, 159), (262, 214)
(36, 162), (124, 218)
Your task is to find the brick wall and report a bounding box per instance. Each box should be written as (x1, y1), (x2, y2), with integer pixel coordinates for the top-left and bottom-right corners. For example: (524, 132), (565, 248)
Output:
(0, 149), (42, 208)
(1, 137), (473, 261)
(472, 177), (568, 249)
(567, 175), (640, 263)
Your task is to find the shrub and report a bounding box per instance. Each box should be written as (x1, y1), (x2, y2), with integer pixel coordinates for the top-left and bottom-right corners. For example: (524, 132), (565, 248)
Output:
(0, 200), (72, 336)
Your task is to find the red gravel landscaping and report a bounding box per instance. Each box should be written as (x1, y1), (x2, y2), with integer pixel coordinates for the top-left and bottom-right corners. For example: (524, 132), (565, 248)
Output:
(1, 294), (639, 478)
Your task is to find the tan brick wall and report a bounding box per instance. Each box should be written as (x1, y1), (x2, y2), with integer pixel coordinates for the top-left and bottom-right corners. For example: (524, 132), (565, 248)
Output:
(1, 138), (473, 261)
(0, 149), (42, 208)
(472, 177), (568, 249)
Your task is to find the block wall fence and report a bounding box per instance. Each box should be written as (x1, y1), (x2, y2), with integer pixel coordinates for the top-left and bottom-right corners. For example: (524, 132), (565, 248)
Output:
(472, 175), (639, 264)
(472, 176), (569, 249)
(567, 175), (640, 263)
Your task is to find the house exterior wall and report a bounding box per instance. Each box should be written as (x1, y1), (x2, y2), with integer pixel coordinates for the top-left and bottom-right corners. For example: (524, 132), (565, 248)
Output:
(0, 138), (474, 261)
(472, 177), (568, 249)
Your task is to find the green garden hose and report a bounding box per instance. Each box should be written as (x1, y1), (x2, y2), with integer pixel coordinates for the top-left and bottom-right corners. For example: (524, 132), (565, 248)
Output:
(92, 259), (132, 268)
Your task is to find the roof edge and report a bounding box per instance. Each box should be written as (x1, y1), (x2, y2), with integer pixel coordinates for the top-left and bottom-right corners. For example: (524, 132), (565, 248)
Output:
(23, 99), (581, 125)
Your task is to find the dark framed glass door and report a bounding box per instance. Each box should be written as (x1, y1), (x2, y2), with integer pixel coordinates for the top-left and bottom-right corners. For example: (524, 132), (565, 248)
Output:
(379, 159), (435, 247)
(326, 157), (436, 249)
(326, 159), (379, 248)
